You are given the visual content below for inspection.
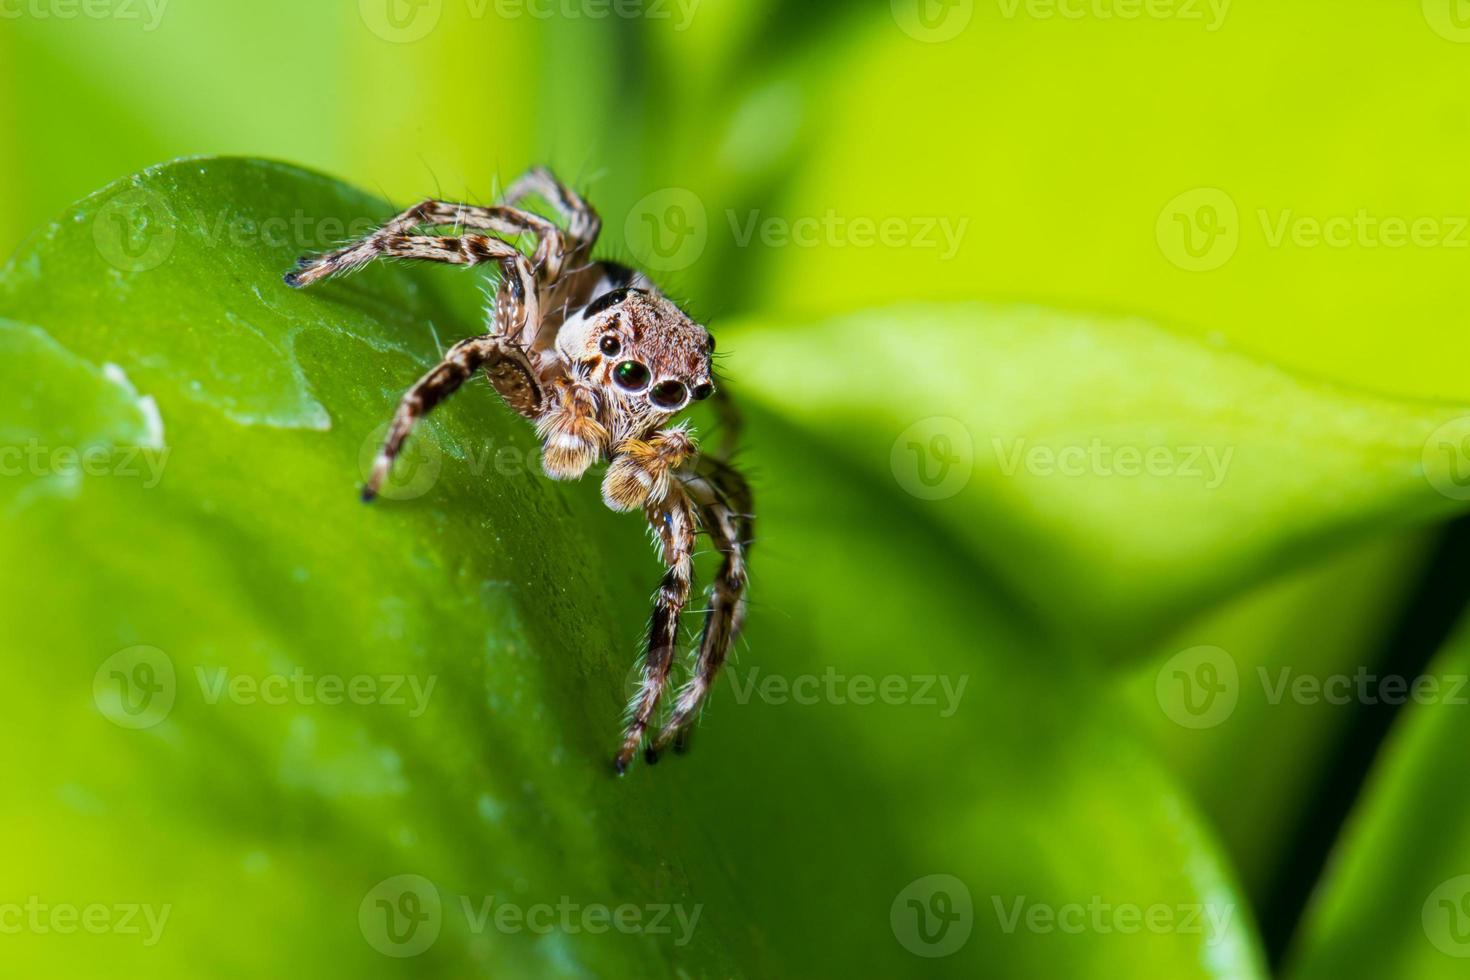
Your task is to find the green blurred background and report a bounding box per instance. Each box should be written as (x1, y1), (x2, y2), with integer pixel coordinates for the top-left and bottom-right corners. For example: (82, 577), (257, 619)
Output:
(6, 0), (1470, 396)
(8, 1), (1470, 977)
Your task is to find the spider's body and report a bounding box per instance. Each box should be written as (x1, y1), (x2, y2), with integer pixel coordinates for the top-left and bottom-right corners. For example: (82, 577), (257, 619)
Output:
(285, 168), (751, 774)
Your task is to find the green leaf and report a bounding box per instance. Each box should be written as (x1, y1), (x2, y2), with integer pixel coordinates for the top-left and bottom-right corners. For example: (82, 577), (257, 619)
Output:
(1281, 614), (1470, 979)
(726, 306), (1470, 656)
(0, 157), (1270, 977)
(741, 5), (1470, 403)
(1115, 529), (1432, 901)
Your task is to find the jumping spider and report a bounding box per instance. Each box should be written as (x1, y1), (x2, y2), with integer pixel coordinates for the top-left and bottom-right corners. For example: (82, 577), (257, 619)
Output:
(284, 168), (751, 774)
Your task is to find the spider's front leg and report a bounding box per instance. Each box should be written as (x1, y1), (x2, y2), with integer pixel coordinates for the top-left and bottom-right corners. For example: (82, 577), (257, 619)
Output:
(535, 377), (610, 480)
(616, 482), (698, 774)
(648, 457), (753, 761)
(600, 426), (696, 513)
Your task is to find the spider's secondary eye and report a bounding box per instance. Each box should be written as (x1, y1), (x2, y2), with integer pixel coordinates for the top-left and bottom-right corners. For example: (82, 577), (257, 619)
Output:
(690, 382), (714, 401)
(613, 360), (651, 391)
(599, 335), (621, 357)
(650, 380), (688, 409)
(706, 334), (716, 354)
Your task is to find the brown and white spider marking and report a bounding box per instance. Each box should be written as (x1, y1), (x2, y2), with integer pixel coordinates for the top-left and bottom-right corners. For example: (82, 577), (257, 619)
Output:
(284, 168), (751, 774)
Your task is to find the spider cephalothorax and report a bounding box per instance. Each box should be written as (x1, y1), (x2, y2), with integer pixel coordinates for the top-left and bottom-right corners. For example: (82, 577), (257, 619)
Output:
(284, 168), (751, 774)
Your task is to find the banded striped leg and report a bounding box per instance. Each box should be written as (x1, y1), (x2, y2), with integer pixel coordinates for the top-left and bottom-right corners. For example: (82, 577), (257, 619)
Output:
(649, 458), (753, 760)
(502, 167), (601, 260)
(287, 233), (543, 348)
(285, 199), (568, 291)
(353, 239), (545, 498)
(615, 484), (698, 774)
(362, 334), (540, 501)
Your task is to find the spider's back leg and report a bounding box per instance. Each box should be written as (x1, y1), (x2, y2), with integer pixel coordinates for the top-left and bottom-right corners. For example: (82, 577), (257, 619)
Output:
(285, 198), (568, 289)
(501, 166), (601, 260)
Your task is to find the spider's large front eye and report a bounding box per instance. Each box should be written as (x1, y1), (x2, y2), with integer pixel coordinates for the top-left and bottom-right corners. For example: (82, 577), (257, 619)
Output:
(613, 360), (651, 391)
(599, 335), (621, 357)
(650, 380), (688, 410)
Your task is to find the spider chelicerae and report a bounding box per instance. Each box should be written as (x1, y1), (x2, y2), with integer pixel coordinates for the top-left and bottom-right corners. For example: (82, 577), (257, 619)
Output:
(284, 167), (751, 774)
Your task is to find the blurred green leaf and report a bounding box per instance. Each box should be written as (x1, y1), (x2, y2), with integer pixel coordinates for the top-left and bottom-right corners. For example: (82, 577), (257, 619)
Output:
(0, 157), (1273, 977)
(1282, 614), (1470, 979)
(1116, 530), (1431, 901)
(727, 306), (1470, 656)
(744, 4), (1470, 403)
